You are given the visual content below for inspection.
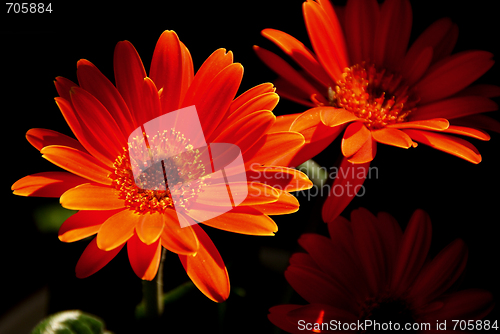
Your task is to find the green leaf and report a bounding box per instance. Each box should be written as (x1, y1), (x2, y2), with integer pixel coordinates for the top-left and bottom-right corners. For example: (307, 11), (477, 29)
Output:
(296, 159), (328, 188)
(31, 310), (109, 334)
(33, 204), (76, 233)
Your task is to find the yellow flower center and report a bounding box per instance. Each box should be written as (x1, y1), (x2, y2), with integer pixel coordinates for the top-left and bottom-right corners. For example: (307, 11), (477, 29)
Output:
(329, 63), (418, 129)
(110, 129), (209, 214)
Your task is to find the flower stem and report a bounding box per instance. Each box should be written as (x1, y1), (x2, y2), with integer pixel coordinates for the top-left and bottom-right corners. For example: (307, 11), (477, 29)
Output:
(141, 248), (166, 319)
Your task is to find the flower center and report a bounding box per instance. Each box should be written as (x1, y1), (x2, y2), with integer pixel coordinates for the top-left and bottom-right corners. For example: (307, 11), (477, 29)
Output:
(359, 295), (416, 333)
(329, 63), (418, 129)
(110, 129), (209, 214)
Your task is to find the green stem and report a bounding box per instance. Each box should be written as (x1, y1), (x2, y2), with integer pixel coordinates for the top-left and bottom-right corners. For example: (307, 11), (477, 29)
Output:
(141, 248), (166, 319)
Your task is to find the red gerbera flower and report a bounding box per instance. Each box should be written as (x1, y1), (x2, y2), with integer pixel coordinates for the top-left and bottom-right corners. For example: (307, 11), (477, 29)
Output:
(11, 30), (312, 302)
(256, 0), (499, 221)
(269, 208), (494, 333)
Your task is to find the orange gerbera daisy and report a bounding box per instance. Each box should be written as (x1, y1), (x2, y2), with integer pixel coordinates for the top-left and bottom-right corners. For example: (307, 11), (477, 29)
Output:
(269, 208), (494, 333)
(12, 30), (312, 302)
(255, 0), (499, 221)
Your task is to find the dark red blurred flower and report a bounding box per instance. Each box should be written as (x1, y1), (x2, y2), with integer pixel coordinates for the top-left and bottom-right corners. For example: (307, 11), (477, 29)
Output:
(269, 208), (494, 333)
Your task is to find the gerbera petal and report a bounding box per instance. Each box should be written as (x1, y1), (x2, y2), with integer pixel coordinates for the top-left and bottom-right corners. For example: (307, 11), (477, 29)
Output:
(179, 225), (230, 303)
(60, 184), (125, 211)
(217, 92), (279, 135)
(451, 114), (500, 134)
(298, 233), (367, 298)
(160, 210), (199, 255)
(391, 209), (432, 294)
(253, 45), (326, 101)
(286, 304), (358, 327)
(285, 266), (356, 312)
(191, 63), (244, 141)
(27, 128), (87, 152)
(69, 86), (125, 158)
(376, 211), (403, 283)
(403, 129), (481, 164)
(347, 135), (377, 163)
(75, 238), (124, 279)
(341, 122), (371, 157)
(54, 76), (77, 101)
(400, 46), (433, 86)
(320, 107), (361, 127)
(322, 158), (370, 223)
(182, 48), (233, 108)
(113, 40), (147, 122)
(212, 110), (275, 154)
(246, 166), (313, 192)
(344, 0), (379, 65)
(408, 239), (468, 306)
(374, 0), (412, 71)
(41, 145), (112, 185)
(149, 30), (184, 113)
(12, 172), (87, 198)
(59, 209), (122, 243)
(76, 59), (136, 136)
(190, 206), (278, 236)
(427, 289), (494, 321)
(303, 0), (349, 83)
(136, 212), (164, 245)
(350, 208), (385, 294)
(441, 125), (490, 141)
(261, 28), (332, 86)
(96, 209), (139, 251)
(252, 190), (300, 215)
(268, 305), (304, 334)
(127, 233), (162, 281)
(389, 118), (449, 130)
(54, 97), (114, 167)
(410, 96), (498, 121)
(371, 127), (413, 148)
(414, 51), (495, 104)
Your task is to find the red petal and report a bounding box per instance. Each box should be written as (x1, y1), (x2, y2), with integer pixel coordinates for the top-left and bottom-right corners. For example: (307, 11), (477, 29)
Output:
(344, 0), (379, 65)
(12, 172), (87, 198)
(97, 209), (139, 251)
(268, 305), (304, 334)
(60, 184), (125, 210)
(321, 158), (370, 223)
(41, 145), (112, 185)
(69, 86), (125, 158)
(113, 40), (147, 123)
(228, 83), (276, 114)
(403, 129), (482, 164)
(54, 97), (114, 167)
(75, 238), (123, 278)
(252, 190), (300, 215)
(451, 114), (500, 134)
(27, 128), (86, 152)
(76, 59), (136, 136)
(54, 76), (77, 101)
(389, 118), (449, 130)
(341, 122), (371, 157)
(391, 209), (432, 295)
(149, 30), (184, 113)
(400, 46), (433, 86)
(253, 45), (326, 100)
(441, 125), (490, 141)
(426, 289), (494, 321)
(212, 110), (275, 154)
(179, 225), (230, 302)
(410, 96), (498, 121)
(261, 28), (331, 86)
(414, 51), (495, 104)
(127, 233), (162, 281)
(371, 127), (413, 148)
(59, 209), (122, 243)
(286, 304), (358, 327)
(374, 0), (412, 71)
(160, 210), (199, 255)
(303, 0), (349, 83)
(408, 239), (468, 307)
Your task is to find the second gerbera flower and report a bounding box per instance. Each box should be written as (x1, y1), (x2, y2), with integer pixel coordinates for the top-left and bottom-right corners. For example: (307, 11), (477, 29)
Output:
(12, 30), (312, 302)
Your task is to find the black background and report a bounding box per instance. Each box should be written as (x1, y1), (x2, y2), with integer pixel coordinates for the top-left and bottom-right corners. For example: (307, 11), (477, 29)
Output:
(2, 1), (500, 333)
